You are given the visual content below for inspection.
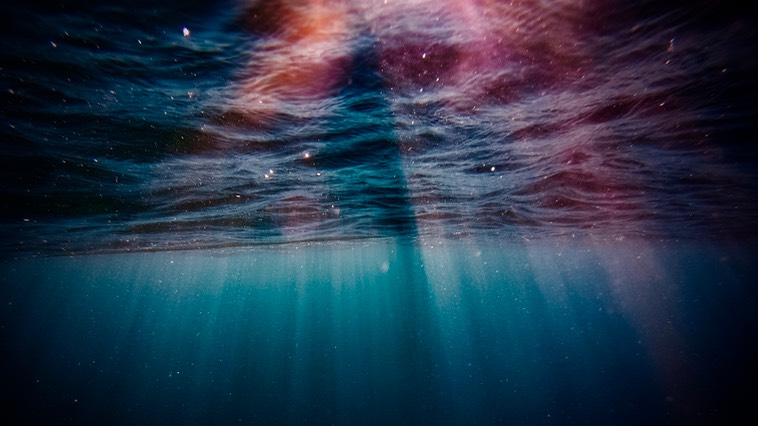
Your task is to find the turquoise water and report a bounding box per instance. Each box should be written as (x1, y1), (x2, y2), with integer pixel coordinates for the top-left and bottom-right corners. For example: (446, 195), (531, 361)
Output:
(2, 238), (756, 424)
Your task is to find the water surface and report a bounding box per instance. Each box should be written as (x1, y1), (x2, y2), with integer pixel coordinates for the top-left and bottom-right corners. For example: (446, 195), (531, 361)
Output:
(1, 0), (756, 253)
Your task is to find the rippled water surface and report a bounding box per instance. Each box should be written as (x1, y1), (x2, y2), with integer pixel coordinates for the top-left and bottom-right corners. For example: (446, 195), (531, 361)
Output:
(1, 0), (756, 254)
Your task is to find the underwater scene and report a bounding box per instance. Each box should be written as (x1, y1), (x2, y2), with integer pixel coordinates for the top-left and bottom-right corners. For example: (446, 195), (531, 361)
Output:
(1, 0), (757, 424)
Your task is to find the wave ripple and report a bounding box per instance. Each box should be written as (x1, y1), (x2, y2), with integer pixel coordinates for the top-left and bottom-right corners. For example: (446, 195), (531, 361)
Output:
(1, 0), (757, 255)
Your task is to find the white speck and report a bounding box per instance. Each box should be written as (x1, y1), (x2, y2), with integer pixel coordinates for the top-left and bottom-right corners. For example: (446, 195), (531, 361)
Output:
(304, 152), (310, 159)
(490, 166), (495, 172)
(138, 39), (142, 45)
(183, 27), (190, 37)
(421, 52), (427, 59)
(316, 172), (322, 176)
(50, 41), (57, 48)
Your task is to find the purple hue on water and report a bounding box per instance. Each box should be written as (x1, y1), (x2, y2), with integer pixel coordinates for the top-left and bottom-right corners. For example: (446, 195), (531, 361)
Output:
(1, 0), (756, 255)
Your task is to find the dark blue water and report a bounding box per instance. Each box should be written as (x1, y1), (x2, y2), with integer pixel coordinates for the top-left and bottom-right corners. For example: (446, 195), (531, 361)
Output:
(1, 0), (757, 424)
(2, 240), (757, 424)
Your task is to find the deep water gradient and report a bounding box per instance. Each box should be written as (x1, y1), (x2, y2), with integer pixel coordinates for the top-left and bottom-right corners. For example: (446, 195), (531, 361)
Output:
(2, 240), (757, 424)
(1, 0), (757, 424)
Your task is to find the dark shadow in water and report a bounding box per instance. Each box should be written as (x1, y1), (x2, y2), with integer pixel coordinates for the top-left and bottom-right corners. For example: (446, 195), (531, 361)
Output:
(319, 42), (417, 237)
(294, 35), (444, 423)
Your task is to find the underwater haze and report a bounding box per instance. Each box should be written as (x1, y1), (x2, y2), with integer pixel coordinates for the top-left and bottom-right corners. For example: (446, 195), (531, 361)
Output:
(1, 0), (757, 424)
